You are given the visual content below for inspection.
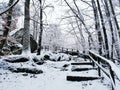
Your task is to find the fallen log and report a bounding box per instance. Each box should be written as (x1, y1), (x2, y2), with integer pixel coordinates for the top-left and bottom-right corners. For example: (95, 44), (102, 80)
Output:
(9, 67), (43, 74)
(4, 57), (29, 63)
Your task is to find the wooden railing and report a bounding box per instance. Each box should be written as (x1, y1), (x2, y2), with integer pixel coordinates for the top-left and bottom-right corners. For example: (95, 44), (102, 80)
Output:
(41, 45), (79, 53)
(88, 50), (120, 90)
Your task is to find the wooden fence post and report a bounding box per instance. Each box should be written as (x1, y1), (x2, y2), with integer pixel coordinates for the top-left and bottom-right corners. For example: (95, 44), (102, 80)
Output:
(77, 50), (79, 53)
(47, 46), (49, 51)
(72, 49), (73, 52)
(109, 66), (115, 84)
(45, 46), (47, 51)
(109, 66), (115, 90)
(62, 47), (63, 52)
(91, 53), (95, 67)
(67, 48), (68, 51)
(97, 57), (101, 76)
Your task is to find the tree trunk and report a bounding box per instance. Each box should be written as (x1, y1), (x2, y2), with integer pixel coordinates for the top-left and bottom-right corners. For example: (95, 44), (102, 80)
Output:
(119, 0), (120, 6)
(92, 0), (103, 55)
(22, 0), (30, 53)
(103, 0), (115, 59)
(108, 0), (120, 58)
(0, 0), (14, 49)
(37, 0), (43, 55)
(75, 17), (86, 51)
(96, 0), (110, 58)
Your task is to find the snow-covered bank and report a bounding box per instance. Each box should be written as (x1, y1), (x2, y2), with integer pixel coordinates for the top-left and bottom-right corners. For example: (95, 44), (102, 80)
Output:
(1, 51), (120, 90)
(0, 59), (110, 90)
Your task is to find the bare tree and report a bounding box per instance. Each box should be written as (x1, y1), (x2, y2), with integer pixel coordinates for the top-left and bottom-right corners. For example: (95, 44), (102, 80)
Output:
(96, 0), (110, 58)
(103, 0), (117, 59)
(37, 0), (43, 55)
(0, 0), (14, 49)
(22, 0), (31, 54)
(92, 0), (103, 55)
(108, 0), (120, 58)
(64, 0), (94, 50)
(0, 0), (19, 16)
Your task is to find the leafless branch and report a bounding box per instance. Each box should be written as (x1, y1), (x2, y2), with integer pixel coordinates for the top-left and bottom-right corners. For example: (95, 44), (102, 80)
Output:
(0, 0), (19, 16)
(80, 0), (92, 7)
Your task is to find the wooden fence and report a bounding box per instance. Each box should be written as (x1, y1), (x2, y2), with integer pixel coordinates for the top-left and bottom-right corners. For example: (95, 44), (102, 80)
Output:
(88, 50), (120, 90)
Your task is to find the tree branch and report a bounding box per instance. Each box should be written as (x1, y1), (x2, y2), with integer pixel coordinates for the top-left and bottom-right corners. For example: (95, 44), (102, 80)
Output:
(81, 0), (92, 7)
(0, 0), (19, 16)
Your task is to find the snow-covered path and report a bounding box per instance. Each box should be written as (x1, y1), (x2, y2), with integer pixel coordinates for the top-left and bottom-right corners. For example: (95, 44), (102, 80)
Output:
(0, 58), (111, 90)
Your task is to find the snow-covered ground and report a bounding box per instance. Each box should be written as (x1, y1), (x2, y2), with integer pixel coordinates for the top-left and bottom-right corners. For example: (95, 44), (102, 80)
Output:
(0, 55), (116, 90)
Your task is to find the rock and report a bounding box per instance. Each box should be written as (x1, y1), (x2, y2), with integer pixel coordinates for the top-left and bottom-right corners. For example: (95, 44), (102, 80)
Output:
(57, 56), (61, 61)
(0, 51), (4, 55)
(22, 73), (28, 76)
(0, 44), (22, 55)
(9, 44), (22, 54)
(0, 47), (10, 55)
(33, 57), (39, 62)
(63, 64), (69, 68)
(11, 28), (37, 53)
(60, 64), (69, 71)
(30, 74), (37, 78)
(11, 28), (24, 43)
(30, 35), (37, 53)
(36, 61), (44, 65)
(51, 59), (56, 61)
(50, 53), (71, 61)
(43, 55), (50, 60)
(33, 57), (44, 65)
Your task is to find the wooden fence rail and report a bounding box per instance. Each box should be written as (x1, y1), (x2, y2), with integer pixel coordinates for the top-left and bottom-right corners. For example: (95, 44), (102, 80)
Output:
(41, 45), (79, 53)
(88, 50), (120, 90)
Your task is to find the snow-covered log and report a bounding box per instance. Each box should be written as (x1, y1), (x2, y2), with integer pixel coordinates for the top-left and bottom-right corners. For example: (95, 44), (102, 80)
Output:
(9, 67), (43, 74)
(4, 57), (29, 63)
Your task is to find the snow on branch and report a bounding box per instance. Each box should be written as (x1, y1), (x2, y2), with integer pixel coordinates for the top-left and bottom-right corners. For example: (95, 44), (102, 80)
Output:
(81, 0), (92, 7)
(0, 0), (19, 16)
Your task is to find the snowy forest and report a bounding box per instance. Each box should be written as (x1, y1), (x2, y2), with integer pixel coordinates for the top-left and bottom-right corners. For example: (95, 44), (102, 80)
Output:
(0, 0), (120, 90)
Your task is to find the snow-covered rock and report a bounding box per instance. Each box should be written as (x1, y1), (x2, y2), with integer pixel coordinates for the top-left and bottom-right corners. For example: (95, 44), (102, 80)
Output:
(50, 53), (71, 61)
(11, 28), (37, 53)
